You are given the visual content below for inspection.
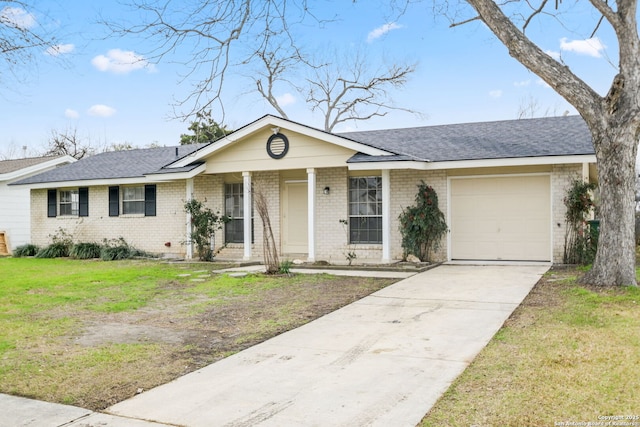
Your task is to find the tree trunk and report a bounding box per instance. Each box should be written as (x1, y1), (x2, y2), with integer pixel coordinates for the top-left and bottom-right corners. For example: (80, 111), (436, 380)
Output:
(581, 120), (638, 287)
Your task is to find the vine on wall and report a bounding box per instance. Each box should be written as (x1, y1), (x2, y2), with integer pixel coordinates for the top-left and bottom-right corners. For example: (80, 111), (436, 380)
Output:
(398, 181), (448, 262)
(563, 179), (598, 265)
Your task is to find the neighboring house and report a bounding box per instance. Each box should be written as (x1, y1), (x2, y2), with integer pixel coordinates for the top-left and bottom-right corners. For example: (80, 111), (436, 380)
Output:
(0, 155), (76, 254)
(13, 115), (596, 264)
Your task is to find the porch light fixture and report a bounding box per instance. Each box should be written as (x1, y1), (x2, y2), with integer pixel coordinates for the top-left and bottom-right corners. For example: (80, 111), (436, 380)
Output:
(323, 186), (330, 195)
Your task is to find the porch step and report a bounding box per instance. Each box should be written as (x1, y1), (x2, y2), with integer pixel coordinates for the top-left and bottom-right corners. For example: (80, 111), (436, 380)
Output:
(0, 232), (8, 255)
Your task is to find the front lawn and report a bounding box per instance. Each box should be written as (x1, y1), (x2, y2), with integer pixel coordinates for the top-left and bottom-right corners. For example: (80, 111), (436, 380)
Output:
(0, 258), (395, 410)
(420, 266), (640, 426)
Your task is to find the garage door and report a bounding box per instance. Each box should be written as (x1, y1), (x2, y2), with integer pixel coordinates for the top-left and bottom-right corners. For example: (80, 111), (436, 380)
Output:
(450, 175), (551, 261)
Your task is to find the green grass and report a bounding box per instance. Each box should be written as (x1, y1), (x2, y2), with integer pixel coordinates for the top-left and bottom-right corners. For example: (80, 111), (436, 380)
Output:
(420, 268), (640, 427)
(0, 258), (244, 407)
(0, 257), (394, 410)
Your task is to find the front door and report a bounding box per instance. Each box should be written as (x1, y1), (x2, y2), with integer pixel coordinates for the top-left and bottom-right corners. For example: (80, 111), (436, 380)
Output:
(282, 181), (308, 254)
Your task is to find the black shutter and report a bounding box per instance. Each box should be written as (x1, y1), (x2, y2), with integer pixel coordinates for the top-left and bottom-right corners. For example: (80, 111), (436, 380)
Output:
(108, 186), (120, 217)
(79, 187), (89, 217)
(144, 184), (156, 217)
(47, 189), (57, 218)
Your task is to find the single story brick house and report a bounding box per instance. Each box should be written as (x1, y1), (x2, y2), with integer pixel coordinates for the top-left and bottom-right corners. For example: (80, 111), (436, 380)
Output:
(0, 155), (76, 254)
(13, 114), (596, 264)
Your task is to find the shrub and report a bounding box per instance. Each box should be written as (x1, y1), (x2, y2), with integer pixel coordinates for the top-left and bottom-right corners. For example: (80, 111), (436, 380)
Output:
(100, 238), (150, 261)
(70, 242), (102, 259)
(398, 181), (448, 262)
(278, 260), (293, 275)
(184, 198), (229, 261)
(36, 228), (73, 258)
(13, 244), (39, 257)
(36, 242), (70, 258)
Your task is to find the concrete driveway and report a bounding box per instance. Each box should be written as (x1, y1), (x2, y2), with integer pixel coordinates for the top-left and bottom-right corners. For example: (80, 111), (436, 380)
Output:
(100, 264), (548, 427)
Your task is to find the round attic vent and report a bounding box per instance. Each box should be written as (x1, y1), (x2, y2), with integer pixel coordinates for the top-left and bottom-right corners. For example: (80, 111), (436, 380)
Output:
(266, 133), (289, 159)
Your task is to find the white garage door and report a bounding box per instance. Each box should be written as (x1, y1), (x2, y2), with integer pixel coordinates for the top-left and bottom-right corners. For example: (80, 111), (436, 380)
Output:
(450, 175), (551, 261)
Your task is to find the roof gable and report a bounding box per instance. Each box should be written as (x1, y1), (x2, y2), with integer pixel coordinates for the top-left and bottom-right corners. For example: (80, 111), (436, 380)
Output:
(167, 115), (394, 169)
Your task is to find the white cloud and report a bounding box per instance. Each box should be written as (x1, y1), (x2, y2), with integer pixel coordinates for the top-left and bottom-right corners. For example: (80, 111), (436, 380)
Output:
(87, 104), (116, 117)
(559, 37), (606, 58)
(367, 22), (403, 43)
(276, 93), (296, 107)
(0, 6), (36, 29)
(46, 44), (75, 57)
(513, 80), (531, 87)
(65, 109), (79, 119)
(91, 49), (155, 74)
(489, 90), (503, 98)
(545, 50), (561, 60)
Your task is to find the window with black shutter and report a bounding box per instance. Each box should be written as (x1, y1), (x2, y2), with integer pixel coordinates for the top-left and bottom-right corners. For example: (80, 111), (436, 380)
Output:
(47, 189), (57, 218)
(79, 187), (89, 217)
(109, 186), (120, 217)
(144, 185), (156, 217)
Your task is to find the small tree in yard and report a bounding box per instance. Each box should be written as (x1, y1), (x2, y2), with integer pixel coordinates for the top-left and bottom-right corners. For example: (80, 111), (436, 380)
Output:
(184, 198), (229, 261)
(253, 183), (280, 274)
(399, 182), (448, 262)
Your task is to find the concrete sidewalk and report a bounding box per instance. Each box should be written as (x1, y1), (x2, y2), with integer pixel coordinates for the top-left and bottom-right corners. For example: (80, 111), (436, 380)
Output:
(2, 264), (548, 427)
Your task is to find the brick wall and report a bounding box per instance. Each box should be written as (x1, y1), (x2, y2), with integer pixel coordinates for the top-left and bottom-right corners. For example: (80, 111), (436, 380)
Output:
(32, 182), (189, 257)
(316, 168), (349, 263)
(29, 163), (585, 264)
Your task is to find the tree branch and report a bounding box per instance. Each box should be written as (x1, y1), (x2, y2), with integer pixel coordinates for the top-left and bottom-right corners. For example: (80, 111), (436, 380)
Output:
(465, 0), (604, 122)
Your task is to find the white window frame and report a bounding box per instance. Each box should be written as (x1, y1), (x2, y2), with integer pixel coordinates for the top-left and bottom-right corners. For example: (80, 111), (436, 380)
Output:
(348, 176), (383, 244)
(59, 189), (79, 216)
(122, 186), (145, 215)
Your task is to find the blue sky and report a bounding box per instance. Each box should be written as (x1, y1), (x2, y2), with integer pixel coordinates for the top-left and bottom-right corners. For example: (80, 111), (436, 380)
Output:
(0, 0), (618, 157)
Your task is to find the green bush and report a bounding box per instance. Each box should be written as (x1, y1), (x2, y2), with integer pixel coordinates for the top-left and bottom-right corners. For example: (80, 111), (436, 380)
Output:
(35, 228), (73, 258)
(13, 244), (40, 257)
(100, 238), (151, 261)
(70, 242), (102, 259)
(36, 242), (70, 258)
(278, 260), (293, 275)
(398, 181), (448, 262)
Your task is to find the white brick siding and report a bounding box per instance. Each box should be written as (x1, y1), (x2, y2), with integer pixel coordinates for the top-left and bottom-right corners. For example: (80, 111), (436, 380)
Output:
(29, 163), (584, 264)
(32, 182), (189, 257)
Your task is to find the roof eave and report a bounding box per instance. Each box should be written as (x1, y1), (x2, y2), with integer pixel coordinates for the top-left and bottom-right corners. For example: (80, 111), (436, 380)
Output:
(347, 154), (597, 171)
(1, 155), (76, 183)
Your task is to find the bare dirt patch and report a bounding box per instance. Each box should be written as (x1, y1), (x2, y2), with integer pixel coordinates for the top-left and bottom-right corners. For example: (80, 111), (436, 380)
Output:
(40, 272), (396, 410)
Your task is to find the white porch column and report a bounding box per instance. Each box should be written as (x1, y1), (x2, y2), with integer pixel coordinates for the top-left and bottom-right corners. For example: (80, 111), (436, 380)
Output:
(242, 171), (252, 260)
(185, 178), (194, 260)
(382, 169), (391, 263)
(307, 168), (316, 262)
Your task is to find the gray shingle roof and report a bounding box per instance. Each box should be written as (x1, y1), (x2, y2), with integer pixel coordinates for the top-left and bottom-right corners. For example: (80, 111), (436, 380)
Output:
(13, 145), (205, 185)
(0, 155), (67, 175)
(13, 116), (595, 185)
(340, 115), (594, 163)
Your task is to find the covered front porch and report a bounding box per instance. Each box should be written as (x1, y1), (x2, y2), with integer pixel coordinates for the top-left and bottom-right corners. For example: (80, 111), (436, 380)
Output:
(184, 167), (393, 265)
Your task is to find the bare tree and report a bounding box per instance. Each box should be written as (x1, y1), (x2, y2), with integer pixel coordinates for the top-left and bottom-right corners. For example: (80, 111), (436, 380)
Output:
(252, 43), (418, 131)
(304, 51), (416, 132)
(44, 128), (94, 160)
(0, 1), (60, 87)
(110, 1), (417, 131)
